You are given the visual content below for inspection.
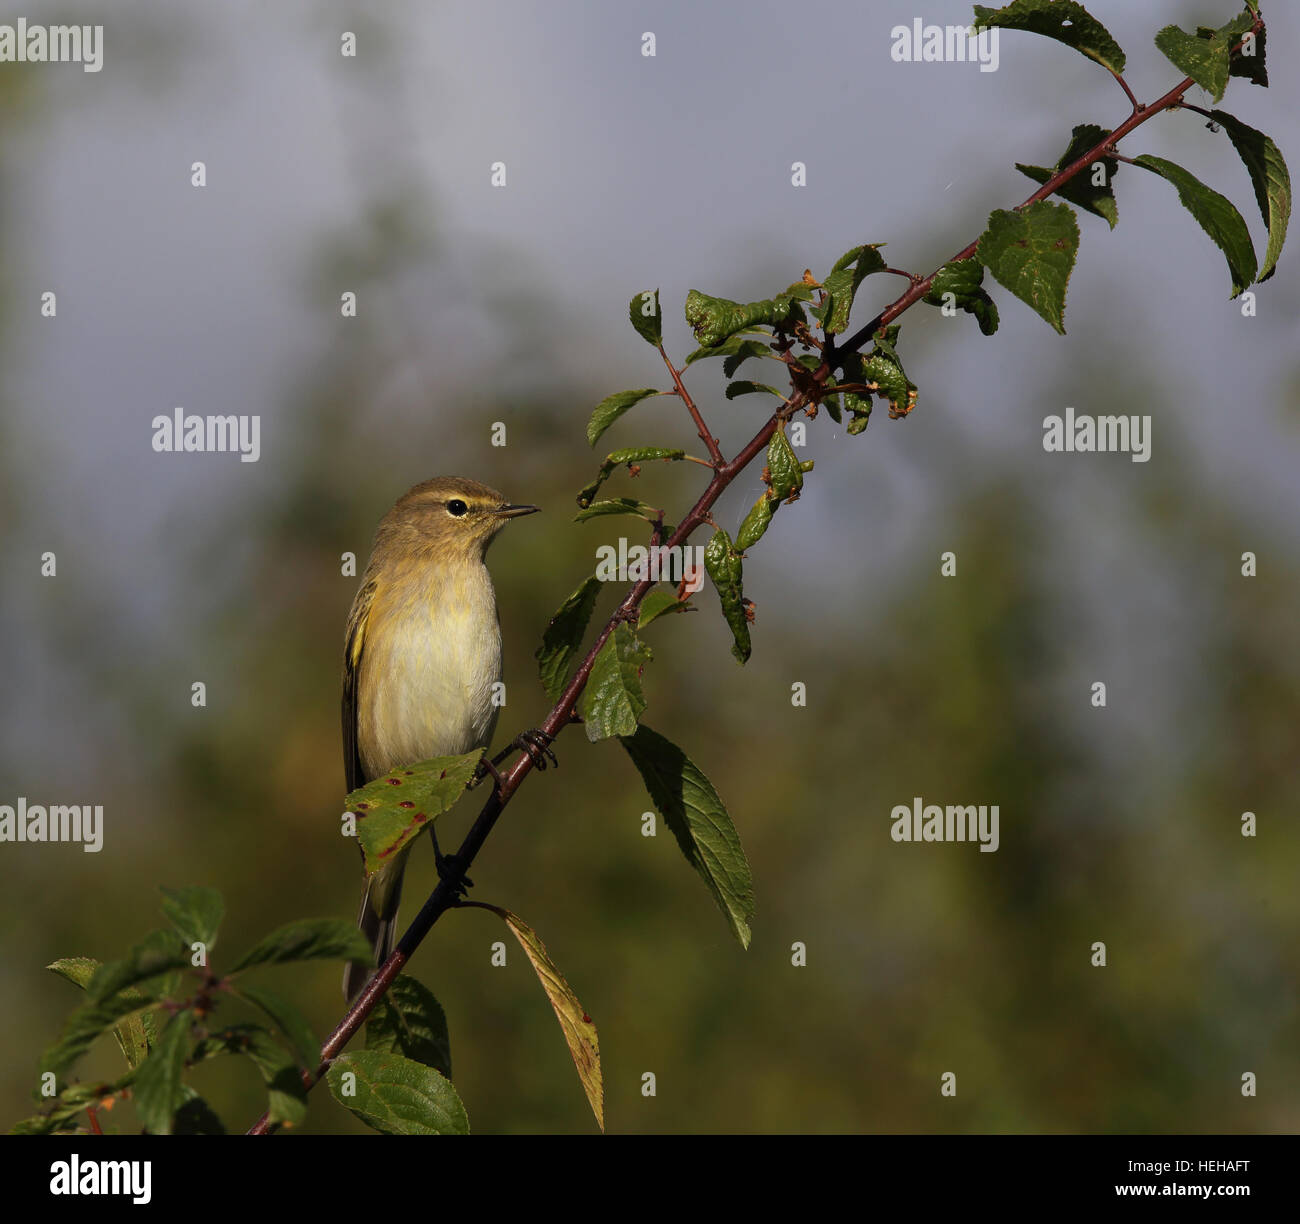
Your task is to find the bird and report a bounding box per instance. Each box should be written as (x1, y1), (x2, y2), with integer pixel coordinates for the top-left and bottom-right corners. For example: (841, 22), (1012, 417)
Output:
(341, 476), (539, 1001)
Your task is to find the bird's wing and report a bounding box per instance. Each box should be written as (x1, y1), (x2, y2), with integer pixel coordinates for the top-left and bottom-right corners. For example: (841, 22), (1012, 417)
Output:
(343, 576), (379, 795)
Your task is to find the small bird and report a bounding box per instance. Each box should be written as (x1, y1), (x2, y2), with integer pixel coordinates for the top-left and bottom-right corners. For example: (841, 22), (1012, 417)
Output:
(341, 476), (539, 1001)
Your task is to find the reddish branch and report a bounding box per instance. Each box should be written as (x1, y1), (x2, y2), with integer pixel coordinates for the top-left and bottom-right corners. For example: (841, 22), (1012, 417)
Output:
(247, 22), (1258, 1133)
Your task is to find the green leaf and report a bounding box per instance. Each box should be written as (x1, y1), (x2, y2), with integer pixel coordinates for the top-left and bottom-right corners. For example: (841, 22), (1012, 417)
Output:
(573, 497), (664, 525)
(479, 906), (603, 1131)
(343, 753), (483, 879)
(855, 333), (918, 419)
(231, 916), (374, 974)
(327, 1050), (469, 1135)
(366, 974), (452, 1080)
(232, 982), (319, 1071)
(725, 380), (782, 400)
(86, 929), (189, 1005)
(619, 724), (755, 949)
(1015, 122), (1118, 229)
(46, 957), (101, 991)
(684, 289), (805, 348)
(637, 587), (693, 629)
(978, 200), (1079, 333)
(10, 1072), (135, 1136)
(1222, 17), (1266, 87)
(1210, 109), (1290, 282)
(703, 529), (751, 663)
(576, 446), (686, 508)
(815, 244), (887, 334)
(536, 574), (602, 702)
(684, 332), (771, 368)
(159, 885), (225, 950)
(628, 288), (663, 346)
(973, 0), (1125, 75)
(41, 989), (162, 1079)
(1133, 154), (1257, 296)
(767, 429), (804, 500)
(1154, 12), (1253, 104)
(924, 257), (1003, 333)
(240, 1028), (309, 1128)
(736, 492), (776, 551)
(133, 1010), (192, 1135)
(722, 338), (778, 378)
(581, 623), (651, 742)
(586, 388), (661, 448)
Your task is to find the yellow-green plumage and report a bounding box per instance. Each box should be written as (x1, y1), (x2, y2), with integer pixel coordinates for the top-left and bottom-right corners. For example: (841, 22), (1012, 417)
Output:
(342, 477), (537, 1001)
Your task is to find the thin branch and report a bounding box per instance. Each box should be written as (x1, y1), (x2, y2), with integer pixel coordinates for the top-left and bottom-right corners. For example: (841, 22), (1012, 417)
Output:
(245, 18), (1264, 1133)
(1109, 68), (1141, 114)
(659, 343), (723, 465)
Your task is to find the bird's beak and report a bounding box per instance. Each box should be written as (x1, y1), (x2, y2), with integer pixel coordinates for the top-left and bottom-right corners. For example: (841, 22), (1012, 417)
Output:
(495, 503), (540, 518)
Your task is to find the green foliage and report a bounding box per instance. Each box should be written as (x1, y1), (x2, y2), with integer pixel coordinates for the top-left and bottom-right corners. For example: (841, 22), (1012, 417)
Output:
(366, 974), (453, 1080)
(924, 258), (1002, 332)
(973, 0), (1126, 75)
(582, 622), (652, 741)
(619, 724), (755, 949)
(1015, 124), (1118, 229)
(1155, 11), (1254, 104)
(637, 587), (694, 628)
(346, 753), (484, 877)
(704, 528), (751, 663)
(536, 573), (603, 701)
(576, 446), (687, 509)
(628, 288), (663, 346)
(978, 201), (1080, 334)
(684, 288), (807, 349)
(1210, 109), (1290, 281)
(1132, 155), (1257, 296)
(586, 388), (662, 447)
(811, 243), (886, 334)
(326, 1050), (469, 1135)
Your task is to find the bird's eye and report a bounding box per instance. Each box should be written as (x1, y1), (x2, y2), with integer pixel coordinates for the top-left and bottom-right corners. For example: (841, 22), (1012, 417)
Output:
(446, 499), (469, 517)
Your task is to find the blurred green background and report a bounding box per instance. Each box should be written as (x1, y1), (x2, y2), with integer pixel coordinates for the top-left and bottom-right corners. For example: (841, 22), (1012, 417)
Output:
(2, 0), (1297, 1133)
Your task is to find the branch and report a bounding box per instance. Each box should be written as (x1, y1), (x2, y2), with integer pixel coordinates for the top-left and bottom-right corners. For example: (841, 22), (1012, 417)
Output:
(245, 29), (1259, 1132)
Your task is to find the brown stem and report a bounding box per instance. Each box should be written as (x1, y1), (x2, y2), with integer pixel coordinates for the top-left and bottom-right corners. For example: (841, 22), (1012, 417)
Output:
(659, 343), (723, 465)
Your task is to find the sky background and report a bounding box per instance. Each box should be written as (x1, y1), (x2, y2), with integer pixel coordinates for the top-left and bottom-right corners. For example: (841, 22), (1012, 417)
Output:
(1, 0), (1297, 1134)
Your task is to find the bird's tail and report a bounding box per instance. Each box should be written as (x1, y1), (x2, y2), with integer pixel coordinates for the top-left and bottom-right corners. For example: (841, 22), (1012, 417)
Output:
(343, 860), (404, 1003)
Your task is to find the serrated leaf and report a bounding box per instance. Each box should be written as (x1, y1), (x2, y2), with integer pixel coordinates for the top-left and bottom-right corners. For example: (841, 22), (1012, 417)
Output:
(816, 244), (887, 334)
(366, 974), (452, 1079)
(725, 380), (782, 400)
(619, 723), (754, 949)
(536, 574), (602, 702)
(924, 257), (1003, 333)
(133, 1010), (192, 1135)
(978, 200), (1079, 333)
(1155, 12), (1253, 104)
(343, 753), (483, 879)
(327, 1050), (468, 1135)
(232, 982), (318, 1071)
(703, 529), (750, 663)
(1210, 109), (1290, 281)
(637, 587), (693, 629)
(41, 989), (162, 1079)
(581, 623), (651, 742)
(586, 388), (661, 448)
(159, 885), (224, 950)
(576, 447), (686, 508)
(1133, 154), (1257, 296)
(480, 906), (603, 1130)
(974, 0), (1125, 74)
(684, 289), (805, 348)
(628, 289), (662, 346)
(231, 917), (374, 974)
(721, 338), (778, 378)
(1014, 122), (1118, 229)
